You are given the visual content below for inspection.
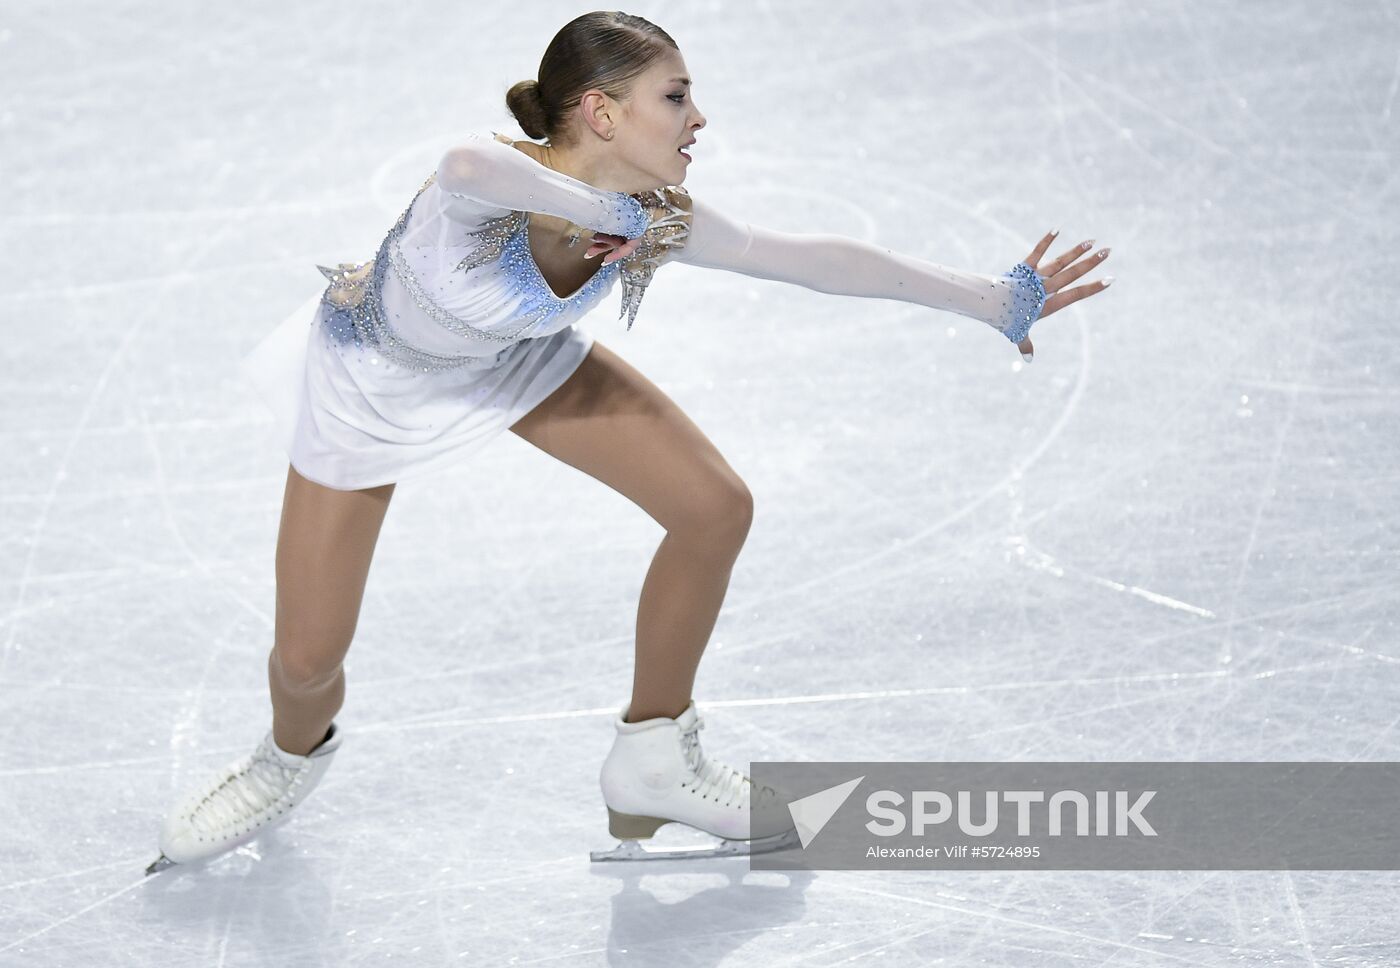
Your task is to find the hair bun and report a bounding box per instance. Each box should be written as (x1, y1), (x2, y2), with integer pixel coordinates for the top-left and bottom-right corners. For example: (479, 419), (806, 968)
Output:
(505, 78), (549, 141)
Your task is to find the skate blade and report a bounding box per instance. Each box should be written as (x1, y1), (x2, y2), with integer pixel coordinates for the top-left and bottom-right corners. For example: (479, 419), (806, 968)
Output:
(590, 827), (801, 863)
(145, 854), (176, 876)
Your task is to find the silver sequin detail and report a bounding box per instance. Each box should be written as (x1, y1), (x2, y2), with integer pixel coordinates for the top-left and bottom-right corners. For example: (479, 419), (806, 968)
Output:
(317, 156), (692, 372)
(391, 196), (623, 340)
(318, 175), (510, 373)
(387, 209), (545, 345)
(454, 209), (526, 273)
(615, 185), (693, 331)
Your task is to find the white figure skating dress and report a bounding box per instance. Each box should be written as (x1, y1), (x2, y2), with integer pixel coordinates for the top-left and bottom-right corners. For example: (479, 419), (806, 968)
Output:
(239, 130), (1047, 491)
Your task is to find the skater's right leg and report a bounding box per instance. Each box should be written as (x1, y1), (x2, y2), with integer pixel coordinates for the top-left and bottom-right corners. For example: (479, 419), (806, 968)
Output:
(148, 464), (396, 873)
(269, 463), (396, 755)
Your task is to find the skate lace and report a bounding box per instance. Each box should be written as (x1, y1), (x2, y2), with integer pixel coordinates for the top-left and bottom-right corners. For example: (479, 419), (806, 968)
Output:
(191, 743), (301, 835)
(679, 715), (782, 809)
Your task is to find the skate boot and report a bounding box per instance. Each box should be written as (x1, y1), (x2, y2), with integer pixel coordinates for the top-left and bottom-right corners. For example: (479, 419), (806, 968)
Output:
(145, 722), (343, 875)
(592, 700), (800, 862)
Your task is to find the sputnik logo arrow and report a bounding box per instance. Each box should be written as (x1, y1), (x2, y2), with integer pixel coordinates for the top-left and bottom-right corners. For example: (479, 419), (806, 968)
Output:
(786, 776), (865, 848)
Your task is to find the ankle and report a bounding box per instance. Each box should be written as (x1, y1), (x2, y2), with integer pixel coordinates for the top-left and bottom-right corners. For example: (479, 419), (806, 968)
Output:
(273, 722), (333, 757)
(625, 701), (690, 724)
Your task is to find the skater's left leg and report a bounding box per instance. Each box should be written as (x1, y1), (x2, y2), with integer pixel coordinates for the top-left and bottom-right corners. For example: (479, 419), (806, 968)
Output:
(509, 340), (753, 723)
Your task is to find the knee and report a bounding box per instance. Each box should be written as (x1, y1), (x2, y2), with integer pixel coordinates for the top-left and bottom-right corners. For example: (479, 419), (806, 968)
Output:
(673, 476), (754, 548)
(728, 480), (755, 537)
(270, 642), (344, 692)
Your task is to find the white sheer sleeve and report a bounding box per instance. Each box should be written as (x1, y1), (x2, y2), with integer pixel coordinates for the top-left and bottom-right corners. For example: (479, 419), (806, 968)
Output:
(435, 133), (652, 239)
(674, 195), (1048, 344)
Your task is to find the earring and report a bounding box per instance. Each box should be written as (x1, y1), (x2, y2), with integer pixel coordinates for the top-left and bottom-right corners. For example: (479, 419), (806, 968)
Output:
(606, 131), (614, 140)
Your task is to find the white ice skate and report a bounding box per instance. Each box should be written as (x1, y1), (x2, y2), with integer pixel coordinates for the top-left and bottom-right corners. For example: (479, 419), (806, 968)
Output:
(591, 700), (800, 862)
(145, 722), (343, 875)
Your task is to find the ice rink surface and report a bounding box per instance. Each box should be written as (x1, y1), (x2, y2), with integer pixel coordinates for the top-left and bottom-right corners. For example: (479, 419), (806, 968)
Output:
(2, 0), (1398, 964)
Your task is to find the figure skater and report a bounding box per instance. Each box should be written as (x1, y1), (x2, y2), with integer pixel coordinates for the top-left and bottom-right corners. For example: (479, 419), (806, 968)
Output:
(146, 10), (1112, 873)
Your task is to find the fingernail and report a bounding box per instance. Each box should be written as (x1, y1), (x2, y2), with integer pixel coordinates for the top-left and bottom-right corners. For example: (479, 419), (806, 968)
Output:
(585, 252), (597, 259)
(1021, 351), (1034, 363)
(1050, 229), (1059, 237)
(1102, 276), (1114, 286)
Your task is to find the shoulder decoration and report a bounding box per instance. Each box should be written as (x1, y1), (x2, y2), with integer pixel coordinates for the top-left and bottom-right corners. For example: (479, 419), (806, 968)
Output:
(316, 171), (437, 310)
(616, 185), (692, 331)
(452, 209), (528, 274)
(316, 259), (375, 309)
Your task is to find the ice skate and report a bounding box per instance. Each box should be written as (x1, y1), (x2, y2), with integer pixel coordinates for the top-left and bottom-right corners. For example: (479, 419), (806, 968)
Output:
(591, 700), (800, 862)
(144, 722), (343, 875)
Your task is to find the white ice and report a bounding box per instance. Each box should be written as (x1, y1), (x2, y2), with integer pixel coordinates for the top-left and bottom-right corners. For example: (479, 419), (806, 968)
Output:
(2, 1), (1398, 965)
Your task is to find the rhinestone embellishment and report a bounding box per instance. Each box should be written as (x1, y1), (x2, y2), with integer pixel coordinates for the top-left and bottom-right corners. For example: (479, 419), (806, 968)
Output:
(454, 209), (527, 274)
(318, 174), (513, 373)
(615, 185), (693, 331)
(996, 262), (1049, 344)
(314, 149), (694, 374)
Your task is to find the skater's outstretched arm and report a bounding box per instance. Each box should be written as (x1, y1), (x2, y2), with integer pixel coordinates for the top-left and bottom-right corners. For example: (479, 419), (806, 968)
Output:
(436, 133), (652, 240)
(674, 196), (1107, 352)
(675, 196), (1040, 340)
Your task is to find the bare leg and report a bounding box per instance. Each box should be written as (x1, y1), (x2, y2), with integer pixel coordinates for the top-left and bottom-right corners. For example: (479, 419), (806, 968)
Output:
(269, 464), (396, 755)
(510, 341), (753, 723)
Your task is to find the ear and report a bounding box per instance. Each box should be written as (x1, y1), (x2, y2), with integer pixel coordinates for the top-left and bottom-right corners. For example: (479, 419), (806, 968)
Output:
(577, 90), (615, 136)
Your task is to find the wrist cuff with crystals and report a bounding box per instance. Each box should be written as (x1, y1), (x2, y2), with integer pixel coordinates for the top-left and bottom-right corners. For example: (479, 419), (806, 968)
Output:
(996, 262), (1048, 344)
(615, 194), (653, 240)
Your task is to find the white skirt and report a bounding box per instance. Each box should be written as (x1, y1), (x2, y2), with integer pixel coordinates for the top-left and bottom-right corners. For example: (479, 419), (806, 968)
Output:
(238, 290), (595, 491)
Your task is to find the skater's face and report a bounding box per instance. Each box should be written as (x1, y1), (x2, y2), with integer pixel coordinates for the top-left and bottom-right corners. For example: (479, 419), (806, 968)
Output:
(576, 50), (706, 190)
(622, 52), (705, 186)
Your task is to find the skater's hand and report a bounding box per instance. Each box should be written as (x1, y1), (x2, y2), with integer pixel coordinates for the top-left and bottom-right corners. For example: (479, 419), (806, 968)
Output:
(1014, 232), (1114, 358)
(586, 232), (643, 265)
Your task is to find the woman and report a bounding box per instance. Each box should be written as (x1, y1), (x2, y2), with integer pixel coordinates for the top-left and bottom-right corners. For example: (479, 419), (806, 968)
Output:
(146, 10), (1112, 873)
